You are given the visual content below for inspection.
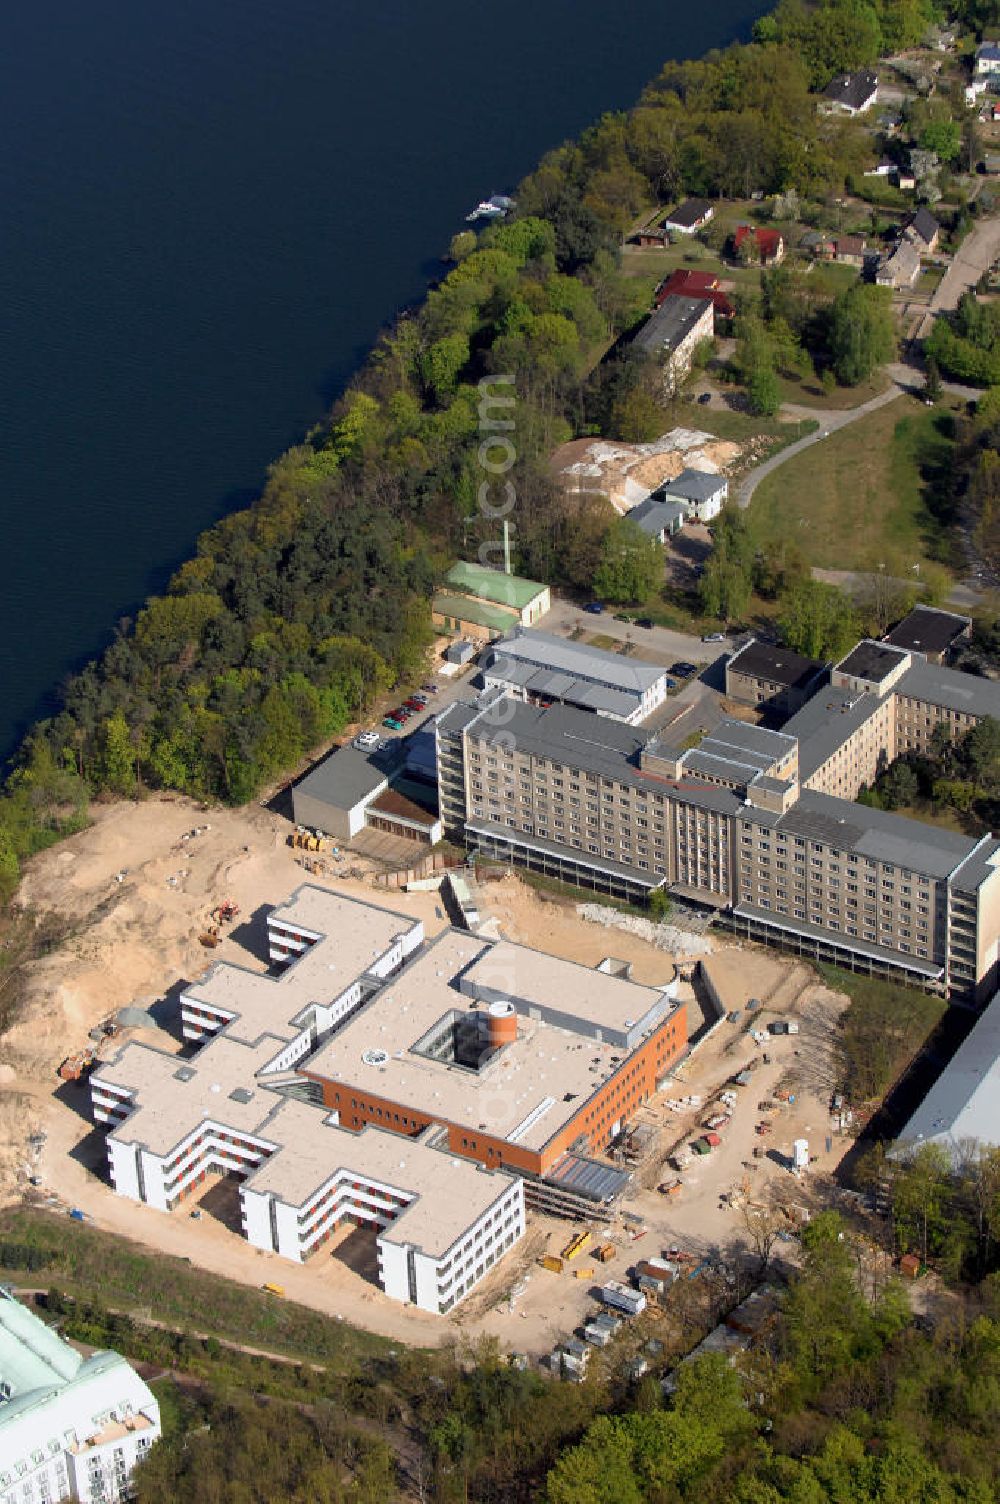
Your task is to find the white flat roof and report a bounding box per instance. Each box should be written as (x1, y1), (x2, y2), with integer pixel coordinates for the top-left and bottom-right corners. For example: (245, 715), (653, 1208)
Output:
(460, 938), (667, 1036)
(246, 1100), (515, 1256)
(183, 886), (420, 1043)
(96, 1035), (290, 1155)
(894, 989), (1000, 1163)
(305, 930), (680, 1153)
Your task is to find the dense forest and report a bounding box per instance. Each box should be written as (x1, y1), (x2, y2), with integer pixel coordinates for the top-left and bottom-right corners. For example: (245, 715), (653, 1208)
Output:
(31, 1206), (1000, 1502)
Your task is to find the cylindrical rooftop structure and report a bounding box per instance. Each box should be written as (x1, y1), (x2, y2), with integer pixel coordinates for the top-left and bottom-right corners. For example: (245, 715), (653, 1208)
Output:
(486, 999), (518, 1047)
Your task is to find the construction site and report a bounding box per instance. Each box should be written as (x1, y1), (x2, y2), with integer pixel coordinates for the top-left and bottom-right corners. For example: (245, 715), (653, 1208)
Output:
(0, 792), (853, 1353)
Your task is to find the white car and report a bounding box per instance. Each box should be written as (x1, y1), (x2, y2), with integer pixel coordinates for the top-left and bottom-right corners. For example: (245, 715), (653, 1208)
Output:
(702, 632), (725, 643)
(353, 731), (380, 751)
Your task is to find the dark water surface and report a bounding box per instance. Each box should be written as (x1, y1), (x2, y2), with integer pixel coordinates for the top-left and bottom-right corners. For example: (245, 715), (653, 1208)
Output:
(0, 0), (766, 759)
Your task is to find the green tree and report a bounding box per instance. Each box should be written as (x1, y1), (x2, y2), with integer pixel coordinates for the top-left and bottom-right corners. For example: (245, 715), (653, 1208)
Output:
(593, 518), (663, 604)
(777, 578), (859, 660)
(828, 283), (895, 385)
(747, 362), (782, 417)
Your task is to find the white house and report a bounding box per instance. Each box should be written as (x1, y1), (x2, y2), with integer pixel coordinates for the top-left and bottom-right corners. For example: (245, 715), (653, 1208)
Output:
(975, 42), (1000, 75)
(661, 198), (714, 235)
(0, 1289), (161, 1504)
(655, 468), (728, 523)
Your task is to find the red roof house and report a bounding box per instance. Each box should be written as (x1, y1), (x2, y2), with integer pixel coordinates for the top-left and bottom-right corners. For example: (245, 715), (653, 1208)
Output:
(654, 269), (735, 319)
(733, 225), (785, 267)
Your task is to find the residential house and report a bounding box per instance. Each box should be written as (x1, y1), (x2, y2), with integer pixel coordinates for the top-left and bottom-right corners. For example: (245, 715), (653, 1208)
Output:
(631, 295), (715, 396)
(904, 207), (941, 254)
(875, 239), (920, 289)
(662, 198), (715, 235)
(628, 495), (687, 544)
(975, 41), (1000, 75)
(732, 224), (785, 266)
(821, 70), (879, 115)
(655, 467), (728, 522)
(654, 268), (735, 319)
(897, 171), (917, 191)
(864, 159), (896, 178)
(833, 234), (867, 266)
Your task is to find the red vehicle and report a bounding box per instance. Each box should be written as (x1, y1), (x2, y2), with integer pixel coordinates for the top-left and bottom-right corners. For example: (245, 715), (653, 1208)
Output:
(392, 707), (411, 721)
(403, 698), (424, 712)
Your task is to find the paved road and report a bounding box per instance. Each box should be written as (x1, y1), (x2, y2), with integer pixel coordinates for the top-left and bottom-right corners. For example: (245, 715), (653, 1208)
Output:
(922, 215), (1000, 326)
(542, 596), (736, 665)
(735, 384), (905, 510)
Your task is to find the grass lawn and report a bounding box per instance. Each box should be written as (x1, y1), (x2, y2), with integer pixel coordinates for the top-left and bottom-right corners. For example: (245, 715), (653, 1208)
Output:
(817, 965), (947, 1103)
(775, 369), (891, 410)
(678, 400), (817, 448)
(0, 1207), (395, 1369)
(749, 397), (961, 576)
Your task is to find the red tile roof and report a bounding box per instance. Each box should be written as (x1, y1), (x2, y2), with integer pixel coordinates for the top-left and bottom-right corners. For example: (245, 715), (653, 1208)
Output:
(733, 225), (783, 259)
(654, 269), (734, 318)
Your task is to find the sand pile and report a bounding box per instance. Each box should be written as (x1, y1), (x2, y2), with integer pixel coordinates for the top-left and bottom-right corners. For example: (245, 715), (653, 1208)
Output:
(551, 428), (742, 513)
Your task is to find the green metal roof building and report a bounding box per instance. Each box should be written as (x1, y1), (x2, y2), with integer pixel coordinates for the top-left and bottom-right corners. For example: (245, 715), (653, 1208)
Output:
(443, 562), (550, 625)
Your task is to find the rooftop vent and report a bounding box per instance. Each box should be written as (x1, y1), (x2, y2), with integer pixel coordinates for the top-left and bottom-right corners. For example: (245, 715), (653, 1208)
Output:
(362, 1049), (389, 1067)
(229, 1087), (253, 1104)
(173, 1066), (195, 1083)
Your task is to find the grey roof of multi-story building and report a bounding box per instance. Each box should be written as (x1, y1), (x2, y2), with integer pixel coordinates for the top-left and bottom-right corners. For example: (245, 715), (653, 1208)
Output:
(677, 720), (796, 787)
(632, 296), (711, 359)
(884, 605), (970, 658)
(727, 638), (826, 692)
(948, 836), (1000, 895)
(465, 696), (743, 816)
(657, 468), (728, 503)
(779, 681), (883, 781)
(836, 640), (909, 685)
(773, 788), (980, 878)
(897, 659), (1000, 719)
(892, 988), (1000, 1162)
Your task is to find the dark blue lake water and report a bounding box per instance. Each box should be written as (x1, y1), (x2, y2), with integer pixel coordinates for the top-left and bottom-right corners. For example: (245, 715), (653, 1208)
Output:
(0, 0), (765, 760)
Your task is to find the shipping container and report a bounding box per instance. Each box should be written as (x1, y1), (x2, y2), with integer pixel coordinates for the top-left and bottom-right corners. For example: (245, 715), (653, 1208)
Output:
(600, 1281), (647, 1316)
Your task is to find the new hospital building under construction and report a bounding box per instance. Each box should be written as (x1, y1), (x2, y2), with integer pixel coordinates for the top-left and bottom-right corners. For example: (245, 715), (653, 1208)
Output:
(91, 887), (687, 1314)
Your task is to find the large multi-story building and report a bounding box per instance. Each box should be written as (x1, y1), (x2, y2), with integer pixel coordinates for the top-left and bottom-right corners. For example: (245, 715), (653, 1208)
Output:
(0, 1288), (160, 1504)
(436, 677), (1000, 1000)
(91, 886), (686, 1311)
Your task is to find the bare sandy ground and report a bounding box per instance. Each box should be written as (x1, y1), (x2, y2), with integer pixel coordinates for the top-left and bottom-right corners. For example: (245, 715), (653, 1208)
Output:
(0, 793), (852, 1354)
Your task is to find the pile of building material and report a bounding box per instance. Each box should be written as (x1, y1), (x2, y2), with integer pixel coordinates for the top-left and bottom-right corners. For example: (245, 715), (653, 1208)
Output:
(551, 429), (742, 514)
(576, 904), (711, 958)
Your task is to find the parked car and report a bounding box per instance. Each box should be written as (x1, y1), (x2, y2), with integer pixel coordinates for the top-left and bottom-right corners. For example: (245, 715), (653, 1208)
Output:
(671, 661), (696, 677)
(636, 617), (654, 629)
(583, 601), (604, 614)
(421, 682), (439, 694)
(702, 631), (725, 643)
(698, 392), (712, 405)
(403, 698), (424, 711)
(353, 731), (380, 750)
(613, 612), (633, 623)
(393, 706), (412, 720)
(382, 717), (403, 731)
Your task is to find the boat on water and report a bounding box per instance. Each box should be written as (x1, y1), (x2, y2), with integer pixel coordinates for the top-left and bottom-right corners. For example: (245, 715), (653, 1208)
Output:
(466, 194), (515, 223)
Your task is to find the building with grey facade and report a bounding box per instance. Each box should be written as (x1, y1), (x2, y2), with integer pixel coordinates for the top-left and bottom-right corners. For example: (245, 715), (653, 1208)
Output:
(436, 675), (1000, 1000)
